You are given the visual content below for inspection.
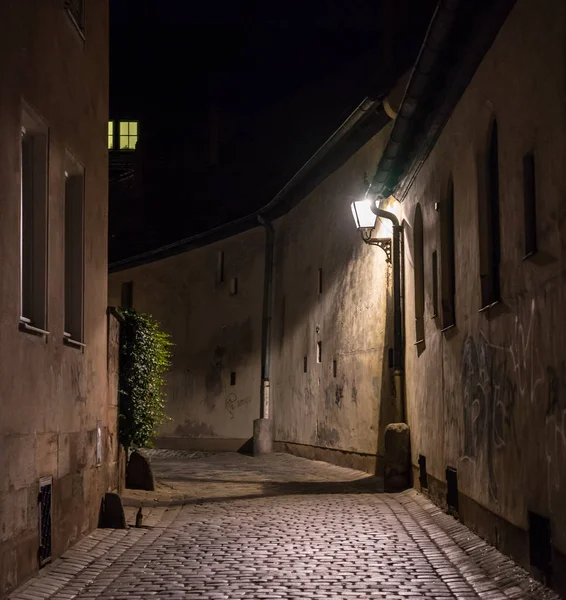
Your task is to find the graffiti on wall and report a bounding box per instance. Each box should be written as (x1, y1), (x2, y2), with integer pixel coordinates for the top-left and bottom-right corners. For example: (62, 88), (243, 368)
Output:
(460, 299), (547, 502)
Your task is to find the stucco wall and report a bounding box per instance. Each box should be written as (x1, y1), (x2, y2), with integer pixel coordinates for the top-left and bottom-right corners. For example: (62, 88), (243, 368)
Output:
(400, 0), (566, 582)
(108, 229), (265, 450)
(0, 2), (117, 597)
(271, 126), (396, 472)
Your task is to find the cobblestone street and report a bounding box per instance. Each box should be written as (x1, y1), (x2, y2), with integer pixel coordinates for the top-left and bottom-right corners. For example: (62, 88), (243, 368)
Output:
(10, 452), (559, 600)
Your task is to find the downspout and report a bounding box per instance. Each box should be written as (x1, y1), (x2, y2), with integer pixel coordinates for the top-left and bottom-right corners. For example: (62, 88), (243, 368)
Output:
(257, 215), (275, 419)
(371, 205), (405, 423)
(253, 215), (275, 455)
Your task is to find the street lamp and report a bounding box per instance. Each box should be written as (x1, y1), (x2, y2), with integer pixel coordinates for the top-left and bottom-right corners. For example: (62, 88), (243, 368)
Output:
(350, 199), (392, 263)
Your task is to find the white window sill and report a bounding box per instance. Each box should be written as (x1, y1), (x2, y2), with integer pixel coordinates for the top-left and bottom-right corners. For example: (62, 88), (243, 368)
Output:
(63, 334), (85, 349)
(19, 319), (49, 337)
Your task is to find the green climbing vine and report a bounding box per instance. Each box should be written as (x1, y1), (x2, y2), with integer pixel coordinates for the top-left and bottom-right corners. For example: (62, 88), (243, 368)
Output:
(118, 309), (172, 451)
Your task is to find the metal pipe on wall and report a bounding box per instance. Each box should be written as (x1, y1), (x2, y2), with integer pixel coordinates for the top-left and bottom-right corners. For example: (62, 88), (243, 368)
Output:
(257, 215), (275, 420)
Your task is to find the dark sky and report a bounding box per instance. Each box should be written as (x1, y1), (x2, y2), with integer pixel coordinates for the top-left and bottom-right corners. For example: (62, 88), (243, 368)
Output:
(109, 0), (437, 261)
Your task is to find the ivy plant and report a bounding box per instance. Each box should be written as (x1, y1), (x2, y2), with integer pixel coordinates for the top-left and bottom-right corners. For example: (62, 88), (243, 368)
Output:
(118, 308), (172, 452)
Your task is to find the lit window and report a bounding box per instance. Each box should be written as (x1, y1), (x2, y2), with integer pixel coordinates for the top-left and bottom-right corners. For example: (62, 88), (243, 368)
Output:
(119, 121), (138, 150)
(108, 121), (114, 149)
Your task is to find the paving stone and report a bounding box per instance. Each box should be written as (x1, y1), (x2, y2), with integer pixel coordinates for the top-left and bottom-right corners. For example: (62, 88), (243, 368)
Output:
(8, 452), (560, 600)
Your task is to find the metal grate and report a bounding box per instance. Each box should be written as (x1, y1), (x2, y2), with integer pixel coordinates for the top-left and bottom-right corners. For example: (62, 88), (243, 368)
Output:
(38, 478), (52, 566)
(65, 0), (85, 31)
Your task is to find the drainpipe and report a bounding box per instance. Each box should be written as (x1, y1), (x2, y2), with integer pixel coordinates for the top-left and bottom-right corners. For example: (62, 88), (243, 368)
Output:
(371, 205), (405, 424)
(253, 215), (275, 454)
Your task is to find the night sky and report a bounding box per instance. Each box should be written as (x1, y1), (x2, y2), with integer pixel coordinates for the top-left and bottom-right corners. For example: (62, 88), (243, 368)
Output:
(109, 0), (437, 261)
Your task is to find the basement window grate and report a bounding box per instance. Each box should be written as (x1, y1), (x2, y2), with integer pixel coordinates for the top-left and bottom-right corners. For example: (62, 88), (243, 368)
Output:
(529, 511), (552, 583)
(38, 477), (53, 566)
(446, 467), (458, 513)
(418, 455), (428, 489)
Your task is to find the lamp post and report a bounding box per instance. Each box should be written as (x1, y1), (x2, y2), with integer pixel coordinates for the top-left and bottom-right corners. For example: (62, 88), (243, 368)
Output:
(350, 198), (404, 424)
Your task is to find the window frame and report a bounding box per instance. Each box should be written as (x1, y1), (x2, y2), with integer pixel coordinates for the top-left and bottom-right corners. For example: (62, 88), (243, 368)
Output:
(118, 121), (139, 151)
(20, 106), (49, 335)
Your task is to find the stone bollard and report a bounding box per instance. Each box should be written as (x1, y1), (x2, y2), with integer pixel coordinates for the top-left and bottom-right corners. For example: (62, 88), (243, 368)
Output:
(253, 418), (273, 456)
(126, 450), (155, 491)
(384, 422), (411, 492)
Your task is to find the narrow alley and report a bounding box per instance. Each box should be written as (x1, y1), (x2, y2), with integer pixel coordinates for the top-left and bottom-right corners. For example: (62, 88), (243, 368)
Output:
(10, 452), (558, 600)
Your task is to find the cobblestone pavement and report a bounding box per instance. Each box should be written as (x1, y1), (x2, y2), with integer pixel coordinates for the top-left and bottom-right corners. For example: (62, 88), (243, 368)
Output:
(10, 451), (559, 600)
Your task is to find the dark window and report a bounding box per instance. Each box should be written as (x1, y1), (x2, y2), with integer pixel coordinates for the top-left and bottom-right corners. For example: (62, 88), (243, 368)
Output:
(431, 250), (439, 318)
(478, 120), (501, 308)
(121, 281), (134, 309)
(529, 511), (552, 583)
(38, 477), (53, 566)
(440, 184), (456, 329)
(217, 251), (225, 283)
(303, 356), (308, 373)
(332, 359), (337, 378)
(318, 268), (323, 294)
(64, 166), (85, 343)
(230, 372), (236, 386)
(413, 204), (425, 343)
(230, 277), (238, 295)
(65, 0), (85, 32)
(418, 455), (428, 489)
(523, 152), (538, 258)
(20, 112), (48, 331)
(446, 467), (459, 513)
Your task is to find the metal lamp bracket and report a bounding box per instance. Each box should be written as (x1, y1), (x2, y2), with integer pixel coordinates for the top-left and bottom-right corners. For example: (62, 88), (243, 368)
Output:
(361, 232), (392, 263)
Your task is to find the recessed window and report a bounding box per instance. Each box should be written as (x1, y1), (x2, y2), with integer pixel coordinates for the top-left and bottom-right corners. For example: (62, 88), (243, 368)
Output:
(431, 250), (439, 318)
(317, 341), (322, 363)
(413, 203), (425, 343)
(120, 281), (134, 309)
(217, 251), (225, 283)
(523, 152), (537, 258)
(230, 277), (238, 295)
(478, 119), (501, 308)
(119, 121), (138, 150)
(318, 268), (323, 294)
(64, 156), (85, 344)
(332, 359), (337, 378)
(303, 356), (308, 373)
(108, 121), (114, 150)
(230, 372), (236, 386)
(440, 183), (456, 330)
(20, 108), (49, 332)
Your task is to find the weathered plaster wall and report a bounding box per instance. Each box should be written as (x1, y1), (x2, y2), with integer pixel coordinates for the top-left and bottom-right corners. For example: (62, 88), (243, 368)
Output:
(401, 0), (566, 586)
(0, 2), (118, 597)
(271, 126), (396, 473)
(108, 229), (265, 450)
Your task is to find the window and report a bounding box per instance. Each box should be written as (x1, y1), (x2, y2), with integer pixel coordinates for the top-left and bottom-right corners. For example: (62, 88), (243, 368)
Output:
(413, 203), (425, 343)
(440, 183), (456, 330)
(230, 372), (236, 386)
(20, 108), (49, 332)
(478, 119), (501, 308)
(316, 341), (322, 363)
(303, 356), (308, 373)
(431, 250), (439, 318)
(523, 152), (537, 258)
(64, 155), (85, 344)
(332, 359), (337, 378)
(317, 268), (323, 294)
(119, 121), (138, 150)
(120, 281), (133, 309)
(65, 0), (85, 34)
(217, 251), (225, 283)
(230, 277), (238, 295)
(108, 121), (114, 150)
